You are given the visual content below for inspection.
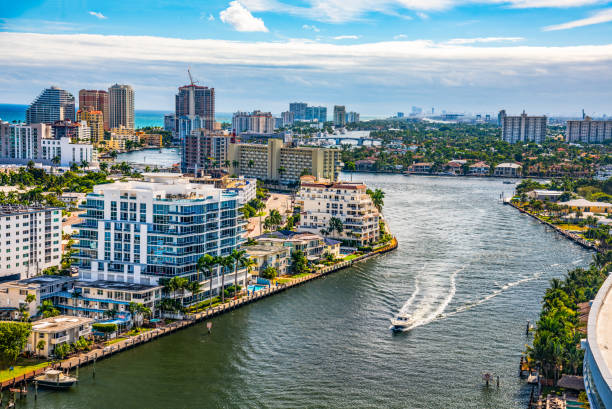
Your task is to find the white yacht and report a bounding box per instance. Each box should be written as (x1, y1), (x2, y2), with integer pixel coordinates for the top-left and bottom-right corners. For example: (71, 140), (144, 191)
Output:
(390, 313), (414, 332)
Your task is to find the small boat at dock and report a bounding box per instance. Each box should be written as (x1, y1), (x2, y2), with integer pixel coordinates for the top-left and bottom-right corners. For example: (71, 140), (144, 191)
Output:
(390, 313), (414, 332)
(34, 369), (78, 389)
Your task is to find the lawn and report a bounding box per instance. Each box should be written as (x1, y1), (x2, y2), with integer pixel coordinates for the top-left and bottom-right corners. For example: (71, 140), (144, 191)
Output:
(343, 254), (360, 261)
(105, 337), (127, 346)
(0, 359), (49, 382)
(556, 224), (588, 232)
(126, 327), (153, 337)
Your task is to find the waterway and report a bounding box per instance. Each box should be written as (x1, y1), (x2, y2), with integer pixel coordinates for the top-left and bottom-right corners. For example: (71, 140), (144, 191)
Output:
(22, 174), (591, 409)
(115, 148), (181, 168)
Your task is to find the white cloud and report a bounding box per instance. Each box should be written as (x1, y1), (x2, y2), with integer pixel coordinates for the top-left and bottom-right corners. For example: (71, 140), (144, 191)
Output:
(208, 14), (215, 21)
(220, 1), (268, 32)
(88, 11), (107, 20)
(394, 34), (408, 39)
(333, 35), (360, 40)
(240, 0), (606, 23)
(543, 8), (612, 31)
(416, 12), (429, 19)
(302, 24), (320, 32)
(1, 33), (611, 113)
(446, 36), (525, 44)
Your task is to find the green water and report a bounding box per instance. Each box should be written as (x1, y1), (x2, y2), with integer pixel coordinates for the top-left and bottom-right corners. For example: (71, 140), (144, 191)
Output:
(21, 174), (591, 408)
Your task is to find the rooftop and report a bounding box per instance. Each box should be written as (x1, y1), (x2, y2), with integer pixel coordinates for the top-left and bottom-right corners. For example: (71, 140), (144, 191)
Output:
(245, 243), (289, 257)
(74, 280), (162, 292)
(495, 163), (521, 168)
(6, 275), (74, 289)
(31, 315), (93, 333)
(0, 205), (61, 217)
(258, 230), (323, 242)
(560, 199), (612, 208)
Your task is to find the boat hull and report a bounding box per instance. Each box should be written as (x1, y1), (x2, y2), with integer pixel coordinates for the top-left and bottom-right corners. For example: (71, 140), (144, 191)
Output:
(35, 379), (77, 389)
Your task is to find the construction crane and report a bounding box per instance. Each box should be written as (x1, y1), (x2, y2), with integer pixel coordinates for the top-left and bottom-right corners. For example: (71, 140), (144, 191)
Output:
(187, 67), (198, 87)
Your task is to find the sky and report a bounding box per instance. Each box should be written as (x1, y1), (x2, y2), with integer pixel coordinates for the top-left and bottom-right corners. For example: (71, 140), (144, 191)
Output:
(1, 0), (612, 117)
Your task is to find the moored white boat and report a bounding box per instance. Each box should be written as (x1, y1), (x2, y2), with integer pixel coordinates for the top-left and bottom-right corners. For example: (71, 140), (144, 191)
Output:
(34, 369), (78, 389)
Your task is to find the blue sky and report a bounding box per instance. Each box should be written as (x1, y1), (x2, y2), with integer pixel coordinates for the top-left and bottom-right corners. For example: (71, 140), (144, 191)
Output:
(1, 0), (612, 116)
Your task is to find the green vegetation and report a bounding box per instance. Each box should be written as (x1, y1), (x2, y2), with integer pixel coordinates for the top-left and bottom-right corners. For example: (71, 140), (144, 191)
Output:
(37, 300), (60, 318)
(0, 167), (111, 198)
(528, 252), (612, 382)
(264, 209), (283, 231)
(366, 188), (385, 212)
(92, 323), (118, 336)
(241, 198), (265, 219)
(291, 250), (309, 274)
(0, 322), (32, 365)
(261, 266), (277, 279)
(0, 359), (48, 382)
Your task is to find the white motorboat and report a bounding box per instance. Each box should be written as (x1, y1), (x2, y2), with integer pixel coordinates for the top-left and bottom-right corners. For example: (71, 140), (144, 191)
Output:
(34, 369), (78, 389)
(390, 313), (414, 331)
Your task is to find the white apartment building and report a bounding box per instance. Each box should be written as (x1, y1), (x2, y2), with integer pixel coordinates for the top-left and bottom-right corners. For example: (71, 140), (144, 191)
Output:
(232, 111), (276, 135)
(566, 117), (612, 144)
(0, 121), (96, 167)
(0, 206), (62, 281)
(499, 110), (547, 144)
(74, 173), (246, 304)
(296, 178), (380, 247)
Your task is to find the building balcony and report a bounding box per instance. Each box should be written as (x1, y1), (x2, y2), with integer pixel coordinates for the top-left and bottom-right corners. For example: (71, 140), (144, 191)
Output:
(51, 335), (69, 345)
(79, 328), (91, 337)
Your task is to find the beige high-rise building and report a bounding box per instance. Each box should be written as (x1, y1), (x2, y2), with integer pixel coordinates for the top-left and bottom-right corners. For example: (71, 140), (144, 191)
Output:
(108, 84), (135, 129)
(77, 109), (103, 144)
(228, 139), (341, 184)
(566, 117), (612, 144)
(499, 110), (547, 144)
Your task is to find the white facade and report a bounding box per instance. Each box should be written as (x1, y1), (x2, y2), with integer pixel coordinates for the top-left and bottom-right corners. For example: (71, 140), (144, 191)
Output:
(41, 137), (96, 166)
(297, 179), (380, 246)
(74, 174), (246, 302)
(232, 111), (275, 134)
(0, 206), (62, 280)
(500, 111), (547, 144)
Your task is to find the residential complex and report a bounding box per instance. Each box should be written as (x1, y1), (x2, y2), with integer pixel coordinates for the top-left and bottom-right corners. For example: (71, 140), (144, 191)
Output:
(346, 111), (360, 124)
(108, 84), (135, 129)
(26, 87), (76, 125)
(77, 110), (104, 144)
(296, 177), (380, 247)
(74, 173), (246, 304)
(228, 139), (342, 184)
(175, 84), (215, 132)
(78, 89), (110, 130)
(182, 130), (235, 174)
(27, 316), (93, 358)
(566, 117), (612, 144)
(0, 205), (62, 281)
(499, 110), (547, 144)
(289, 102), (307, 120)
(334, 105), (346, 127)
(245, 243), (291, 276)
(289, 103), (327, 123)
(51, 120), (91, 143)
(0, 122), (50, 161)
(0, 275), (74, 320)
(232, 111), (275, 135)
(306, 106), (327, 123)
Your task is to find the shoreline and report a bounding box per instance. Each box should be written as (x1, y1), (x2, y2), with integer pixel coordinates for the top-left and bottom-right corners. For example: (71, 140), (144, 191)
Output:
(505, 200), (600, 253)
(0, 236), (398, 390)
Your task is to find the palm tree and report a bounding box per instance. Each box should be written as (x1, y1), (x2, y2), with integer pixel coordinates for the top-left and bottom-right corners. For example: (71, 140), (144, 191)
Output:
(224, 160), (231, 168)
(328, 217), (344, 235)
(242, 258), (256, 287)
(366, 188), (385, 212)
(232, 160), (240, 169)
(219, 256), (234, 303)
(230, 249), (248, 296)
(37, 300), (59, 318)
(248, 160), (254, 169)
(187, 281), (201, 304)
(197, 254), (221, 307)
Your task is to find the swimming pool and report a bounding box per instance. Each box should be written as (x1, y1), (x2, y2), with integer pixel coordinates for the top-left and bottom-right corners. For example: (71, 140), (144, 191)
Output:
(248, 284), (268, 293)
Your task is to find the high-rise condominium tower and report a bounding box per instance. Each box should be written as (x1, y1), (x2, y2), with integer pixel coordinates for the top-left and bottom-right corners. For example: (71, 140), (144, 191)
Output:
(79, 90), (110, 130)
(333, 105), (346, 127)
(108, 84), (135, 129)
(26, 87), (75, 125)
(175, 84), (215, 131)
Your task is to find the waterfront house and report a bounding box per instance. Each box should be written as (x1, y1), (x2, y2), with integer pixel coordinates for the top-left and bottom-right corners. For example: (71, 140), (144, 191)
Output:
(559, 199), (612, 214)
(257, 230), (326, 261)
(0, 276), (75, 320)
(26, 315), (93, 358)
(527, 190), (564, 201)
(494, 163), (522, 177)
(409, 162), (433, 174)
(245, 243), (291, 276)
(468, 161), (490, 176)
(323, 238), (341, 258)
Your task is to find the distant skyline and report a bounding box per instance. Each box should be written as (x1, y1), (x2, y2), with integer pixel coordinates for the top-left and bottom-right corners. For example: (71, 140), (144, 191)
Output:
(1, 1), (612, 116)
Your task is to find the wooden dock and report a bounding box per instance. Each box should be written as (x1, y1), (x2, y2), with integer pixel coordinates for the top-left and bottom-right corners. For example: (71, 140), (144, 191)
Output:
(0, 237), (398, 389)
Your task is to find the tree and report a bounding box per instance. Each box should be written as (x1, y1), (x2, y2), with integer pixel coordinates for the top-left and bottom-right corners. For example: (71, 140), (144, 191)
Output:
(37, 300), (59, 318)
(0, 322), (31, 364)
(328, 217), (344, 235)
(264, 209), (283, 231)
(261, 266), (277, 279)
(366, 188), (385, 212)
(92, 323), (118, 339)
(219, 256), (235, 304)
(197, 254), (221, 308)
(36, 339), (46, 357)
(241, 257), (256, 290)
(291, 250), (309, 274)
(230, 249), (248, 298)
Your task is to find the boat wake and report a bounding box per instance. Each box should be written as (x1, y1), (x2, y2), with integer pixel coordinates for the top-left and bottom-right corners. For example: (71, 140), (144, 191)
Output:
(394, 270), (543, 332)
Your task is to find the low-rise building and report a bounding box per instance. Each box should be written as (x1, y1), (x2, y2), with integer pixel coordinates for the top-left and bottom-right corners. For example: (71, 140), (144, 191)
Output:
(245, 243), (291, 276)
(323, 238), (341, 258)
(296, 177), (380, 247)
(190, 176), (256, 205)
(468, 161), (490, 176)
(26, 315), (93, 358)
(527, 190), (563, 201)
(560, 199), (612, 214)
(257, 230), (326, 261)
(494, 163), (521, 177)
(139, 133), (163, 147)
(409, 162), (432, 173)
(54, 280), (162, 320)
(0, 275), (74, 319)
